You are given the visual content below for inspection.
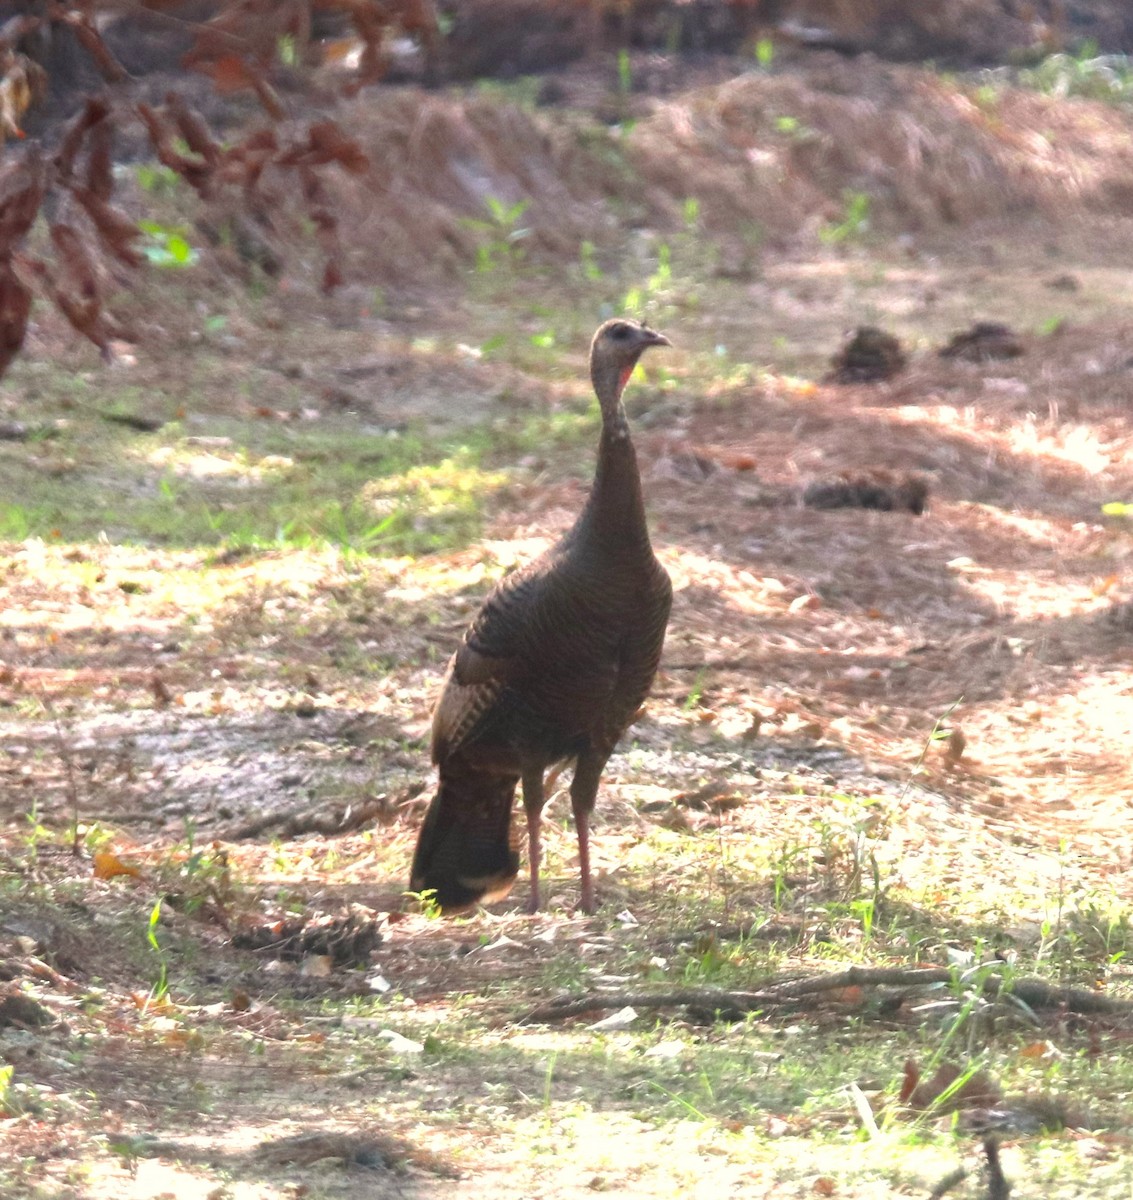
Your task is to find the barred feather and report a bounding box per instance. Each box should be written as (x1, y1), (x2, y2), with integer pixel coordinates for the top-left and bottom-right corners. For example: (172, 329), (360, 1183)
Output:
(409, 319), (673, 913)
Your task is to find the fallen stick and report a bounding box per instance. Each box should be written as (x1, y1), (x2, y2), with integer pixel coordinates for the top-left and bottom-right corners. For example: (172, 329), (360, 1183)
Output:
(521, 965), (1133, 1023)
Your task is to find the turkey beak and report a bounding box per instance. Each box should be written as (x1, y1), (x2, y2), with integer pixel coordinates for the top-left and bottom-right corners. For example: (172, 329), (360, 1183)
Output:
(641, 329), (671, 348)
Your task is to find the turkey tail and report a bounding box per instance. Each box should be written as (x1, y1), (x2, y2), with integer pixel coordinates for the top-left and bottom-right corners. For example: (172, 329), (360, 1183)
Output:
(409, 767), (520, 913)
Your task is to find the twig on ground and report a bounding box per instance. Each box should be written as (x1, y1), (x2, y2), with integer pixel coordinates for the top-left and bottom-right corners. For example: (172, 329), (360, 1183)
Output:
(521, 965), (1133, 1023)
(36, 691), (83, 855)
(219, 787), (420, 841)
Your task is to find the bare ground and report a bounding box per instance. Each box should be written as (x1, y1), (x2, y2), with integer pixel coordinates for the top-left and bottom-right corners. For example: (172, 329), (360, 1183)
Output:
(4, 49), (1133, 1200)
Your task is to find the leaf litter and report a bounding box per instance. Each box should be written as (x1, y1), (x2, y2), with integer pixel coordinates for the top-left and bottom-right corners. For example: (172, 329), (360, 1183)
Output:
(5, 48), (1133, 1200)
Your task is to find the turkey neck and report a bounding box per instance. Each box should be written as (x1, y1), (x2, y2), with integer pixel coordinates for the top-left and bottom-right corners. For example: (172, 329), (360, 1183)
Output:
(574, 362), (650, 554)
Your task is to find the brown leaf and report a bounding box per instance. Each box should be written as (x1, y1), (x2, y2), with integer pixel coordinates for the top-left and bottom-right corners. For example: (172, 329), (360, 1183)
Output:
(195, 53), (259, 93)
(220, 126), (278, 192)
(828, 985), (865, 1006)
(724, 451), (757, 471)
(0, 259), (31, 380)
(60, 13), (127, 82)
(0, 148), (45, 251)
(36, 226), (109, 356)
(278, 120), (369, 173)
(899, 1058), (919, 1104)
(70, 187), (142, 268)
(164, 92), (220, 167)
(84, 115), (113, 201)
(322, 256), (344, 294)
(53, 95), (109, 182)
(136, 102), (212, 195)
(904, 1060), (1002, 1113)
(93, 850), (143, 881)
(191, 54), (285, 120)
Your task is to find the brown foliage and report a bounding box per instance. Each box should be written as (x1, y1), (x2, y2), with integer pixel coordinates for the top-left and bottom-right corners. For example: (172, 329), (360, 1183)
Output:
(45, 221), (110, 356)
(0, 148), (45, 250)
(57, 9), (128, 82)
(137, 100), (214, 195)
(181, 0), (439, 91)
(900, 1058), (1002, 1113)
(70, 186), (143, 268)
(276, 119), (370, 173)
(0, 259), (31, 379)
(0, 1), (416, 378)
(53, 96), (110, 183)
(0, 149), (43, 377)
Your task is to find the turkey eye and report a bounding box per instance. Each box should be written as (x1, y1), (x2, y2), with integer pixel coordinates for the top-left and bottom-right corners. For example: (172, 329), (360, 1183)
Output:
(610, 325), (631, 340)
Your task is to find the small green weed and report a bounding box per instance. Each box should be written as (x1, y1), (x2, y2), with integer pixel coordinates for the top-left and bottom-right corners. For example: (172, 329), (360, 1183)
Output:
(145, 899), (169, 1004)
(617, 48), (633, 96)
(819, 190), (872, 245)
(406, 888), (443, 919)
(578, 239), (603, 281)
(1016, 45), (1133, 104)
(0, 1064), (14, 1116)
(474, 76), (543, 109)
(139, 221), (198, 269)
(135, 163), (181, 195)
(462, 197), (531, 273)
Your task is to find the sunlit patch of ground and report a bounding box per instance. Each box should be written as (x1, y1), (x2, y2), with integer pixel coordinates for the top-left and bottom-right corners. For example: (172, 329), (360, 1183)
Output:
(9, 51), (1133, 1200)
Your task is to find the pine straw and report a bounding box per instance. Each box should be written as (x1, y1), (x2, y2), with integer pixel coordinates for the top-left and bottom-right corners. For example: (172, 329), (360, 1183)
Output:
(625, 329), (1133, 859)
(304, 54), (1133, 287)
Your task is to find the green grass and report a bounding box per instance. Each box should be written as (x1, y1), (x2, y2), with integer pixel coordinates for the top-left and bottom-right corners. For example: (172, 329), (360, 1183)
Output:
(0, 416), (515, 555)
(5, 95), (1133, 1197)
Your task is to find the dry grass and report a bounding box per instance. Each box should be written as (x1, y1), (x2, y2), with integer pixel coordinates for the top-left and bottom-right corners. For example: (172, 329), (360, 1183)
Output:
(7, 48), (1133, 1200)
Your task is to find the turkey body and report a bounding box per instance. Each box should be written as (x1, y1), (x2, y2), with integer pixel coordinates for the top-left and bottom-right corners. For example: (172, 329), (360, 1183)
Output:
(410, 319), (672, 914)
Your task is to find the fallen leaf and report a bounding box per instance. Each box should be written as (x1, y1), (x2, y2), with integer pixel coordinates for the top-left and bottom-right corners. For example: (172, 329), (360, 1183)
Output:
(377, 1030), (424, 1054)
(829, 985), (865, 1006)
(93, 850), (143, 881)
(589, 1006), (638, 1031)
(643, 1040), (685, 1060)
(903, 1059), (1001, 1113)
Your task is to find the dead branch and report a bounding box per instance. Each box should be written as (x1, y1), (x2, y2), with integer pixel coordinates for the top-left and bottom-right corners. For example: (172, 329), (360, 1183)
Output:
(521, 965), (1133, 1023)
(219, 788), (419, 841)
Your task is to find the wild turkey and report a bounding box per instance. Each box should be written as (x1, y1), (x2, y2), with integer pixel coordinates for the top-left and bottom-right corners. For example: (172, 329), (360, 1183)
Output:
(410, 318), (672, 914)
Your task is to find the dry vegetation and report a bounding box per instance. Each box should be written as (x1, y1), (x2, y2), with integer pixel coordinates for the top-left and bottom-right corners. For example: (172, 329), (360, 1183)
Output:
(4, 12), (1133, 1200)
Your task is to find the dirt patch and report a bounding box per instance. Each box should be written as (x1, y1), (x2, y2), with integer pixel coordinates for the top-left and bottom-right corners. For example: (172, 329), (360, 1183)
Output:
(6, 46), (1133, 1200)
(46, 50), (1129, 307)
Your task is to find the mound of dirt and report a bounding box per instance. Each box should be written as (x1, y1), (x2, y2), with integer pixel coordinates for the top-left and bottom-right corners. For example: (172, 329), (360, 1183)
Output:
(439, 0), (1133, 77)
(308, 53), (1133, 288)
